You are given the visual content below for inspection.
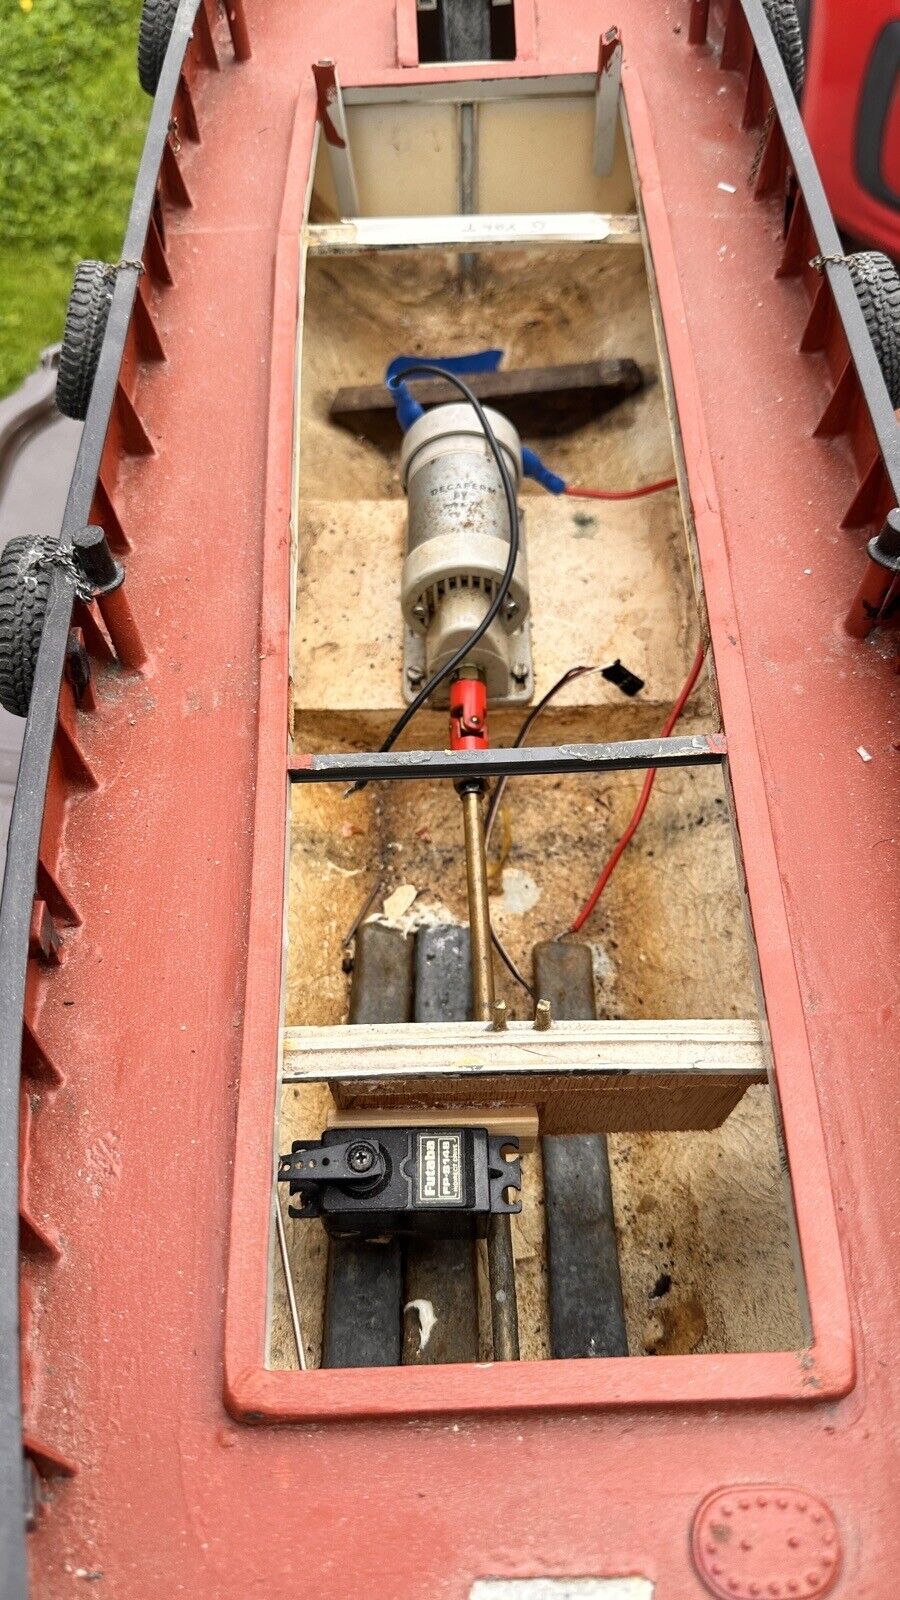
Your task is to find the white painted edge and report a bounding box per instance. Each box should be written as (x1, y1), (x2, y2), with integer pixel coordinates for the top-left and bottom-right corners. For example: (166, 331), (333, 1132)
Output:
(470, 1580), (654, 1600)
(305, 211), (641, 255)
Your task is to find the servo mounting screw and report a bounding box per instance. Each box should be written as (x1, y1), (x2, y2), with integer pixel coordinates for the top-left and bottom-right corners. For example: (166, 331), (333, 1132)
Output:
(346, 1142), (377, 1174)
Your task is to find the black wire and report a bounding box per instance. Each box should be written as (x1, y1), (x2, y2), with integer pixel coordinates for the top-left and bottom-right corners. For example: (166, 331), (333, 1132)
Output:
(484, 665), (598, 847)
(491, 927), (536, 1000)
(484, 665), (602, 1000)
(346, 366), (520, 794)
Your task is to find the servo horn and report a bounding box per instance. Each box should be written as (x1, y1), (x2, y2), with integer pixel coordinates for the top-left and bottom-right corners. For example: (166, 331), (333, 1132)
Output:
(278, 1126), (521, 1240)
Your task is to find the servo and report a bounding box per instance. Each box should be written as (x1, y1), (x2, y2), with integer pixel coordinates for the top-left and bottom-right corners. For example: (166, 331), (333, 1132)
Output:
(278, 1125), (521, 1241)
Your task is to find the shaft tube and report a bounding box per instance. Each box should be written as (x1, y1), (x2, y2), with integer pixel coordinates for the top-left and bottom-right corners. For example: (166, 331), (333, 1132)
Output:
(460, 785), (495, 1023)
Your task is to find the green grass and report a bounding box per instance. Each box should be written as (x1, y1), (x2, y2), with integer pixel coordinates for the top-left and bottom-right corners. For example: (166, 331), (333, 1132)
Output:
(0, 0), (147, 396)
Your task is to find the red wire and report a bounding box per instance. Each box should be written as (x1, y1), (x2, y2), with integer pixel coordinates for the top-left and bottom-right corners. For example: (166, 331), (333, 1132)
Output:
(567, 640), (707, 934)
(564, 477), (677, 502)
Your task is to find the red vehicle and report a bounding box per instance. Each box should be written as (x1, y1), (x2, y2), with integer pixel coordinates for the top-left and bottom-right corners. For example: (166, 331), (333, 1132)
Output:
(771, 0), (900, 255)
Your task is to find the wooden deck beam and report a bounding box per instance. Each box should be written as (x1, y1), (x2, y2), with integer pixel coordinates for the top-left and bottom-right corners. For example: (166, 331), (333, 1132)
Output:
(281, 1018), (767, 1134)
(330, 358), (644, 446)
(305, 210), (641, 255)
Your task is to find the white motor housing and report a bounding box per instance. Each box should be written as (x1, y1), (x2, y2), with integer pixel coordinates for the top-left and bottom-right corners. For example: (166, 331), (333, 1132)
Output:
(399, 403), (531, 703)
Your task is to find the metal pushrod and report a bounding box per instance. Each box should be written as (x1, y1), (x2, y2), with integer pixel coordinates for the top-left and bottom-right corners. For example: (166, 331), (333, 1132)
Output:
(273, 1190), (306, 1371)
(289, 733), (726, 785)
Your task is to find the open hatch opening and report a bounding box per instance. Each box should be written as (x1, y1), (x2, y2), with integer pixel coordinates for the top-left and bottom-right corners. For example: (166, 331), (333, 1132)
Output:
(415, 0), (517, 65)
(267, 73), (808, 1381)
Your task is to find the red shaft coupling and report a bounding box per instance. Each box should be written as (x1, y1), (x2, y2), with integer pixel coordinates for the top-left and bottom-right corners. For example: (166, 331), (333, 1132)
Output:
(449, 676), (488, 751)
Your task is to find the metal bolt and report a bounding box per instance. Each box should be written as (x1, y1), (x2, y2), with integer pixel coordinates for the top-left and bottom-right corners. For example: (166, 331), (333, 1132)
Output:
(347, 1142), (376, 1173)
(512, 662), (528, 684)
(412, 601), (427, 622)
(505, 598), (518, 619)
(407, 665), (424, 687)
(491, 998), (508, 1032)
(534, 998), (552, 1031)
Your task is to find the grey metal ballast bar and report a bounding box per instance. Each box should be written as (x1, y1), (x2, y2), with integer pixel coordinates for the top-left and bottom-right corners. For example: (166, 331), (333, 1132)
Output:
(287, 733), (726, 785)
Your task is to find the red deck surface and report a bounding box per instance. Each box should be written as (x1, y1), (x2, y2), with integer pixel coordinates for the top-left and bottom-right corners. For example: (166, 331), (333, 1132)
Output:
(22, 1), (899, 1594)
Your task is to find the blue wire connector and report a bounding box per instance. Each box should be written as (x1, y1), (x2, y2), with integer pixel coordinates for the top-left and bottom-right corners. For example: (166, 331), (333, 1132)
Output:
(521, 446), (566, 495)
(384, 349), (568, 493)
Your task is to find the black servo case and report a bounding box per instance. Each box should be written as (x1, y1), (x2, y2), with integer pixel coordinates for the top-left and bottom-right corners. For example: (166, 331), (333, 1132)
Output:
(278, 1125), (521, 1241)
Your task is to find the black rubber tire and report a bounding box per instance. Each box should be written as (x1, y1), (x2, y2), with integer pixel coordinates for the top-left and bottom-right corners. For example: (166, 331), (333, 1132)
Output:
(848, 252), (900, 408)
(55, 261), (114, 422)
(138, 0), (180, 95)
(761, 0), (805, 99)
(0, 537), (53, 718)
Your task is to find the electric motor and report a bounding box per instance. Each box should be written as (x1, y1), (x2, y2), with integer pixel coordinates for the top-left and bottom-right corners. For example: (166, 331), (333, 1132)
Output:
(399, 403), (531, 702)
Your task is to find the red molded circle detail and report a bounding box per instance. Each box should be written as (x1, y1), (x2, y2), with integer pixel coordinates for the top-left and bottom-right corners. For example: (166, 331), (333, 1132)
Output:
(692, 1486), (842, 1600)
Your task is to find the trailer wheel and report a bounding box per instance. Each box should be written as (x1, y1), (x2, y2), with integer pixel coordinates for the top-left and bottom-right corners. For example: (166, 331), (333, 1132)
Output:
(55, 261), (114, 422)
(138, 0), (180, 95)
(761, 0), (805, 99)
(0, 537), (53, 718)
(848, 252), (900, 408)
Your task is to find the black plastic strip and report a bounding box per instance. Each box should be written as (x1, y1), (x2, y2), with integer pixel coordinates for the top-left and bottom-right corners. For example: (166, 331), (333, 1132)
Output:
(0, 6), (204, 1593)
